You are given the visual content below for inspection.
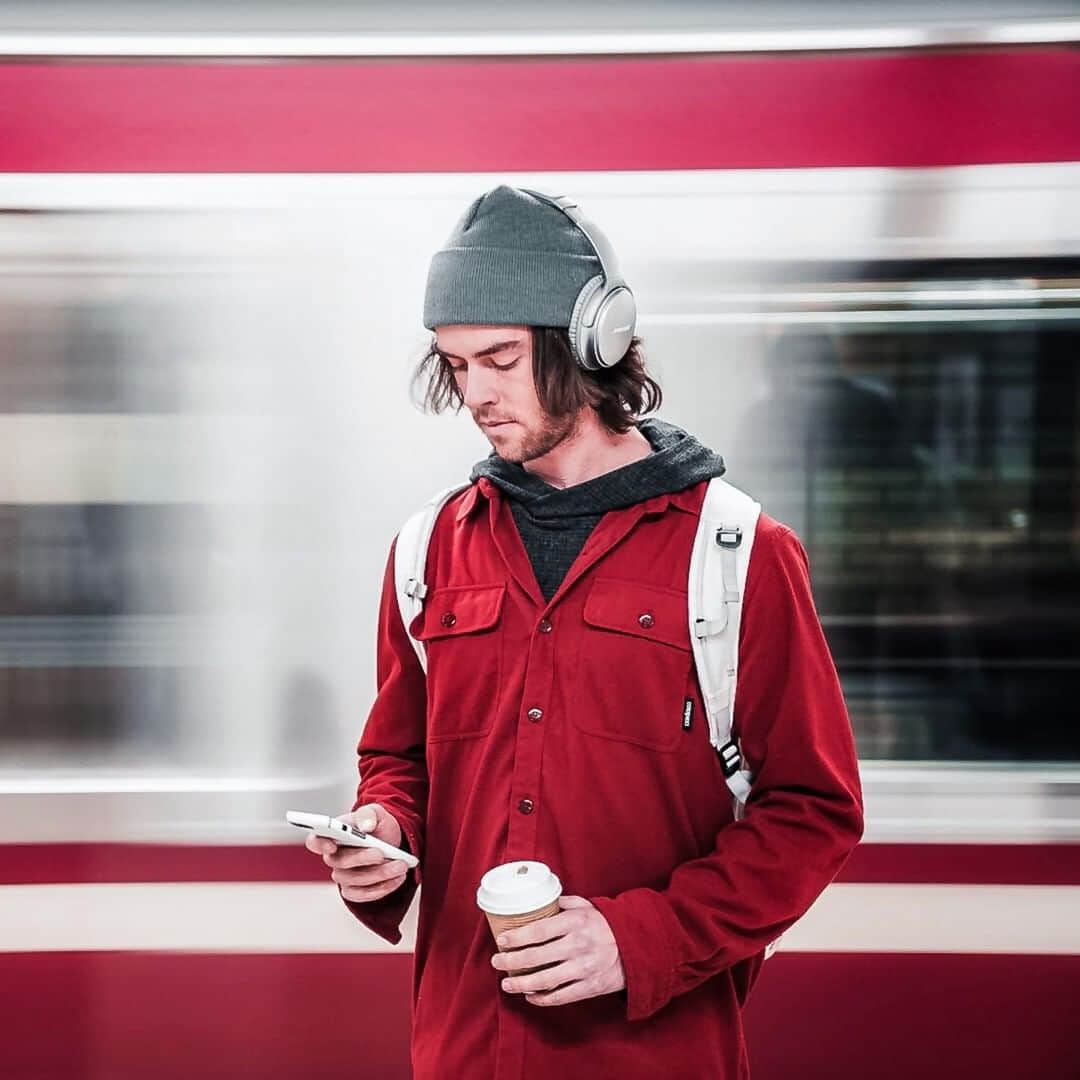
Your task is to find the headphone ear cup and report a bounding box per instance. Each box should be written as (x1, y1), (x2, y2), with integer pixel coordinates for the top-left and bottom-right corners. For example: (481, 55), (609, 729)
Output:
(568, 275), (605, 370)
(592, 285), (637, 369)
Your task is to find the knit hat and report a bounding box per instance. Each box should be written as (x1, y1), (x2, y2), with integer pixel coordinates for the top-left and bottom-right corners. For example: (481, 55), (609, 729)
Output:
(422, 185), (602, 330)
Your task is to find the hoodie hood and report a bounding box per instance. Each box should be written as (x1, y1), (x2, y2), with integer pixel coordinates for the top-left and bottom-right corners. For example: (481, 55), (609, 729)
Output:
(469, 417), (725, 519)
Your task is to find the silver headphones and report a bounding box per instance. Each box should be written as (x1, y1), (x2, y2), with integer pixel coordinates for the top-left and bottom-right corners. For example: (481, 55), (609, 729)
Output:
(521, 190), (637, 372)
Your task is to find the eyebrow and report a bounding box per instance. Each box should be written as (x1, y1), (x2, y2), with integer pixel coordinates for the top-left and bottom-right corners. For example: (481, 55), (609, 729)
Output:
(438, 338), (523, 361)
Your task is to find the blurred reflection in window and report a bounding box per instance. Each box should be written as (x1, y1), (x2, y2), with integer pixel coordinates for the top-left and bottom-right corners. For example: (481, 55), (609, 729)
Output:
(0, 505), (213, 763)
(731, 323), (1080, 764)
(0, 293), (190, 414)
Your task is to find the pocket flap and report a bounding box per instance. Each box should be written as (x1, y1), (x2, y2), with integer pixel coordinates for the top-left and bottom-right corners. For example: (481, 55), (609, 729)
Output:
(582, 578), (690, 651)
(413, 583), (506, 641)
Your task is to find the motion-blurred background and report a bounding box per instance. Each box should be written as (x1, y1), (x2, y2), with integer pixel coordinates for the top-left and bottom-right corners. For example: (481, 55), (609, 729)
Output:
(1, 2), (1079, 1077)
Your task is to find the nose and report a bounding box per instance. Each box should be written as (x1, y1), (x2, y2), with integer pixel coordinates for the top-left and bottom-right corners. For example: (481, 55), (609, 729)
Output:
(461, 365), (498, 411)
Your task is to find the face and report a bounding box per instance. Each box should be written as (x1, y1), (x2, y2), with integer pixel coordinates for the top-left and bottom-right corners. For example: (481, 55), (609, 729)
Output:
(434, 325), (578, 464)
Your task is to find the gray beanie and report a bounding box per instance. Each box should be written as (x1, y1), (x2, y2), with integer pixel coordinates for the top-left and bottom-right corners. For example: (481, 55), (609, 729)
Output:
(422, 185), (602, 330)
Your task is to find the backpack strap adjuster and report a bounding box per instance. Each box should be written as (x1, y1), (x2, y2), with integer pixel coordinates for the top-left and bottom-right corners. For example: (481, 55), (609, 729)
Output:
(404, 578), (428, 601)
(717, 739), (742, 779)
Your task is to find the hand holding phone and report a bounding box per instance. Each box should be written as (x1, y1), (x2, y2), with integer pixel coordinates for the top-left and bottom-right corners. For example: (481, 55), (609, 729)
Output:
(292, 805), (417, 905)
(286, 810), (419, 868)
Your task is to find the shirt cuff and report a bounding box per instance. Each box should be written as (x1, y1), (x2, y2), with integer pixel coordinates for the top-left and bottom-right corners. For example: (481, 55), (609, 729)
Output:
(591, 889), (676, 1022)
(341, 877), (417, 946)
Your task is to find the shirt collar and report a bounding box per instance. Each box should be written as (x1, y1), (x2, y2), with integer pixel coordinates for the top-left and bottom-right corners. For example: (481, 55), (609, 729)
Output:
(455, 479), (493, 522)
(637, 485), (704, 517)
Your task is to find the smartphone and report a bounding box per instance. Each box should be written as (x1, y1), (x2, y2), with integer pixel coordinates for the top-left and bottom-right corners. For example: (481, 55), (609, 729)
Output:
(285, 810), (419, 869)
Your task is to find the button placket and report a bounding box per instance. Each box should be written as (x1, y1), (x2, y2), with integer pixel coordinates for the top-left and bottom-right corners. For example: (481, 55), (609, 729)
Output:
(506, 603), (557, 857)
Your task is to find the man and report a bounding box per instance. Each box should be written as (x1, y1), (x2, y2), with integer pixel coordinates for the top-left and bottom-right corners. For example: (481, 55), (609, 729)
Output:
(306, 186), (863, 1078)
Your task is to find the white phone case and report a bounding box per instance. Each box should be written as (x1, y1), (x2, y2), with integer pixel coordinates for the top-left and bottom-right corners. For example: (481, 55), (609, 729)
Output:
(285, 811), (419, 868)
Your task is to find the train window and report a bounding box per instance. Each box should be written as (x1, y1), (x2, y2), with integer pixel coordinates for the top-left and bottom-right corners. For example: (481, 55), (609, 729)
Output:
(0, 290), (189, 413)
(654, 261), (1080, 765)
(0, 498), (349, 774)
(0, 234), (357, 789)
(1, 503), (213, 764)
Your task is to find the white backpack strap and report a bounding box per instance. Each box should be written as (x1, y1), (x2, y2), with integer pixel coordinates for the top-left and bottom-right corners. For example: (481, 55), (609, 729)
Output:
(688, 477), (761, 819)
(393, 483), (470, 674)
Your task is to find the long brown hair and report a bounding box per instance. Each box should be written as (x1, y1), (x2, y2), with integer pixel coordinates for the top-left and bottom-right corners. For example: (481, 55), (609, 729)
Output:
(412, 328), (662, 435)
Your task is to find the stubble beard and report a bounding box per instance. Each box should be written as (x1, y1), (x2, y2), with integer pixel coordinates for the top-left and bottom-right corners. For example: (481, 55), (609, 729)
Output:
(491, 410), (579, 465)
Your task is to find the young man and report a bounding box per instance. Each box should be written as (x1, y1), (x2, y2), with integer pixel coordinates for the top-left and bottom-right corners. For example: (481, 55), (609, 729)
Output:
(306, 186), (864, 1078)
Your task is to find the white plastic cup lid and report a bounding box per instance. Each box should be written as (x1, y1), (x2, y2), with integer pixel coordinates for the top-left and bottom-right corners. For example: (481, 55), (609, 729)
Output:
(476, 861), (562, 916)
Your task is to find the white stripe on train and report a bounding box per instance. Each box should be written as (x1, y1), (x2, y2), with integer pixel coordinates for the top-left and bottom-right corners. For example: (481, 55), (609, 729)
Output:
(0, 23), (1078, 58)
(1, 882), (1078, 954)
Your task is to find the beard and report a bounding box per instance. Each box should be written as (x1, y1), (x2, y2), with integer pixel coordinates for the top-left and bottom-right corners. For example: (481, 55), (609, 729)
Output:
(478, 409), (579, 465)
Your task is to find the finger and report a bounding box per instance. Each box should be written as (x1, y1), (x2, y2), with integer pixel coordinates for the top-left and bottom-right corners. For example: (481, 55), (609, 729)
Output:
(557, 895), (592, 911)
(340, 873), (407, 903)
(332, 860), (410, 888)
(325, 845), (386, 869)
(526, 977), (597, 1008)
(344, 805), (381, 834)
(502, 959), (585, 997)
(491, 935), (576, 974)
(305, 834), (337, 856)
(497, 910), (575, 951)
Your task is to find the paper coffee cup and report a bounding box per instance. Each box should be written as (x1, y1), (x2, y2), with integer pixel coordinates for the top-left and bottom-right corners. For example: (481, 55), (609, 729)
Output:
(477, 861), (562, 976)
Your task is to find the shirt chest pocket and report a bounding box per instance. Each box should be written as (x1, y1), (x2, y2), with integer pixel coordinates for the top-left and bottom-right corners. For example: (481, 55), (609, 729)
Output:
(412, 583), (505, 741)
(572, 578), (694, 752)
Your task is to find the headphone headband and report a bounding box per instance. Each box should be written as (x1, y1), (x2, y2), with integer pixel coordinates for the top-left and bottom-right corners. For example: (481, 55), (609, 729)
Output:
(521, 190), (626, 291)
(520, 189), (636, 370)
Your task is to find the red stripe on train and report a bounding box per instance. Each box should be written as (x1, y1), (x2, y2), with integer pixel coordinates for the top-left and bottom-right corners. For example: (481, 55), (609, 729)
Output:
(2, 48), (1079, 172)
(0, 952), (414, 1080)
(3, 841), (1080, 885)
(0, 951), (1076, 1079)
(745, 952), (1080, 1079)
(0, 843), (327, 885)
(836, 842), (1080, 886)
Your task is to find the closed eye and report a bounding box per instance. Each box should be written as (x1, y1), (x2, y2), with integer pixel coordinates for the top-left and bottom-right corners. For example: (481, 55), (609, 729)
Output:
(444, 357), (520, 373)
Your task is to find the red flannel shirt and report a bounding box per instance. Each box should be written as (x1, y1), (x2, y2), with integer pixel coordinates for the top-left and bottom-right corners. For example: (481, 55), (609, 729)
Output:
(348, 477), (863, 1079)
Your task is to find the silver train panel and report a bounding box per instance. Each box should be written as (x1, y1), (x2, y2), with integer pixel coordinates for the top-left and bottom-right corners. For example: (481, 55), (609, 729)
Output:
(1, 165), (1078, 843)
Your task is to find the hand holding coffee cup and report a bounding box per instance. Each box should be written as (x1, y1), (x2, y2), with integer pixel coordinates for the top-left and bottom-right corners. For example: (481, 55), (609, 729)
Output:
(476, 861), (562, 976)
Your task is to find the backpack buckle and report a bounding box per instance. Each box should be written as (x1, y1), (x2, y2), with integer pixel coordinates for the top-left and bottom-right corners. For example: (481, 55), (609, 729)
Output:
(717, 739), (741, 778)
(716, 525), (742, 549)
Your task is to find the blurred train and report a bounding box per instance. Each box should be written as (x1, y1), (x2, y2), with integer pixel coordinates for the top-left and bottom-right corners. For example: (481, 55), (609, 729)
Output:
(2, 4), (1080, 1077)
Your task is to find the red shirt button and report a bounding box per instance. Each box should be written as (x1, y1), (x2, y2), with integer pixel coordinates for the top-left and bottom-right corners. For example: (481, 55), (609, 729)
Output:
(638, 613), (655, 629)
(441, 612), (457, 628)
(538, 618), (553, 634)
(518, 799), (535, 815)
(527, 708), (543, 723)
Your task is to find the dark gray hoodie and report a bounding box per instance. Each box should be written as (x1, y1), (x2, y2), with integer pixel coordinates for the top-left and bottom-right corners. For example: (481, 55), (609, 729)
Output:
(470, 417), (726, 602)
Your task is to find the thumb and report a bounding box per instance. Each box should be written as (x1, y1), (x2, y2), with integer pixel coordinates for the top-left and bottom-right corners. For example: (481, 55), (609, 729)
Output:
(352, 806), (379, 833)
(558, 895), (592, 910)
